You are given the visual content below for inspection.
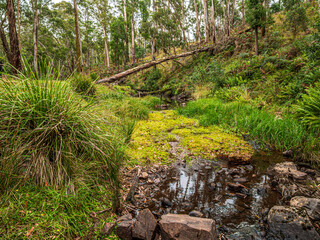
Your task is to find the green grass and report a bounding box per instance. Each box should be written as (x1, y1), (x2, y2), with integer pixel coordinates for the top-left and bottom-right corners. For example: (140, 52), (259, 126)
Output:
(178, 98), (320, 158)
(0, 185), (118, 239)
(70, 73), (97, 96)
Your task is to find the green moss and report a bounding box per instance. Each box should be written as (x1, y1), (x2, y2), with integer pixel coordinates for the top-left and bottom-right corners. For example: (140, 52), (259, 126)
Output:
(127, 110), (253, 165)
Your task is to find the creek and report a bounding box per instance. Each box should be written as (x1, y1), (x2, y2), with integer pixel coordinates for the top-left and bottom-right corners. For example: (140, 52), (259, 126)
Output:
(145, 153), (286, 239)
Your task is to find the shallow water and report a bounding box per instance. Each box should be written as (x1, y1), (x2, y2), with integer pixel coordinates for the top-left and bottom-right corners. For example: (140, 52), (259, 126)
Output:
(147, 152), (286, 239)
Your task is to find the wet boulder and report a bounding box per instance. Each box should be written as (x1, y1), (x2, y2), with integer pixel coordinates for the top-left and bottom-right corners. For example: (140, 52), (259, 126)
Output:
(267, 206), (320, 240)
(159, 214), (217, 240)
(132, 209), (157, 240)
(290, 196), (320, 221)
(116, 214), (134, 240)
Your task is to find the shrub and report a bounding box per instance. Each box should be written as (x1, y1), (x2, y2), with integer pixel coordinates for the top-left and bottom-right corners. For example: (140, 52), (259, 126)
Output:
(0, 77), (125, 210)
(143, 69), (162, 91)
(295, 85), (320, 130)
(70, 74), (96, 96)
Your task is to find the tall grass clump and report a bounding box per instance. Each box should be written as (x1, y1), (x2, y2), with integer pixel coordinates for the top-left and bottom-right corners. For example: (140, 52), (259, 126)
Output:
(70, 73), (97, 96)
(178, 98), (319, 152)
(0, 64), (125, 211)
(295, 85), (320, 130)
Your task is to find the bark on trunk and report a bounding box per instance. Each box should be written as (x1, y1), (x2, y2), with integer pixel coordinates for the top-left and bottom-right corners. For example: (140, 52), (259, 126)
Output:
(74, 0), (82, 72)
(17, 0), (21, 50)
(181, 0), (187, 44)
(33, 1), (39, 69)
(211, 0), (216, 43)
(226, 0), (230, 36)
(102, 25), (110, 67)
(231, 0), (236, 27)
(194, 0), (201, 42)
(202, 0), (209, 42)
(96, 46), (211, 84)
(254, 26), (259, 55)
(123, 0), (129, 65)
(6, 0), (21, 72)
(131, 10), (135, 65)
(242, 0), (245, 25)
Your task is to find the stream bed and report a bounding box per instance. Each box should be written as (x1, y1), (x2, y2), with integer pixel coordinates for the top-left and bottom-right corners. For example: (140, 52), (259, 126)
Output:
(145, 153), (287, 239)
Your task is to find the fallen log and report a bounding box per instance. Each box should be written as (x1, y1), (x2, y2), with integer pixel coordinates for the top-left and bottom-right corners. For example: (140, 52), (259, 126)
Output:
(96, 46), (211, 84)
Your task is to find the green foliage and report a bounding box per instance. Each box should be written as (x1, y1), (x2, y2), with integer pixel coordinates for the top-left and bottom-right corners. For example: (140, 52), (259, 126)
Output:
(303, 19), (320, 64)
(188, 61), (225, 90)
(0, 77), (125, 210)
(143, 68), (162, 91)
(110, 17), (127, 67)
(245, 0), (267, 28)
(179, 98), (319, 152)
(70, 73), (97, 96)
(90, 72), (99, 81)
(284, 3), (308, 38)
(295, 85), (320, 130)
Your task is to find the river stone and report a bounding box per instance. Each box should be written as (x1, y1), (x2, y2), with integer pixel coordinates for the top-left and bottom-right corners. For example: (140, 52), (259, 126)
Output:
(267, 206), (320, 240)
(268, 162), (307, 181)
(132, 209), (157, 240)
(159, 214), (217, 240)
(116, 214), (133, 240)
(189, 210), (204, 218)
(290, 196), (320, 221)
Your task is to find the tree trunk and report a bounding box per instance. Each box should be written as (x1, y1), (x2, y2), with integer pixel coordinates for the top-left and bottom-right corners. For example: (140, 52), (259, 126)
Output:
(33, 1), (39, 69)
(181, 0), (187, 44)
(123, 0), (129, 65)
(74, 0), (82, 72)
(194, 0), (201, 42)
(6, 0), (21, 72)
(17, 0), (21, 50)
(96, 46), (211, 84)
(242, 0), (245, 25)
(226, 0), (230, 36)
(102, 25), (110, 67)
(131, 9), (135, 65)
(231, 0), (236, 27)
(261, 0), (268, 37)
(211, 0), (216, 43)
(0, 24), (11, 60)
(254, 26), (259, 55)
(202, 0), (209, 42)
(152, 38), (156, 70)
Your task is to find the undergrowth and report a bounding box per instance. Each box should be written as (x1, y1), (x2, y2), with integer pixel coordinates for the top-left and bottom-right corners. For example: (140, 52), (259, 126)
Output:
(178, 98), (320, 164)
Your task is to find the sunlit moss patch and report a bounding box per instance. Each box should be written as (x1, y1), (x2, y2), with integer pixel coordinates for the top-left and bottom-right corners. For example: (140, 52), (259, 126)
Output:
(127, 110), (253, 165)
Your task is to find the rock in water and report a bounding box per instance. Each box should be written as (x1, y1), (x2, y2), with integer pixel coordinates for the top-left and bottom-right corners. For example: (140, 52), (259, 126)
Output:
(189, 210), (204, 218)
(116, 214), (133, 240)
(267, 206), (320, 240)
(267, 162), (307, 180)
(132, 209), (157, 240)
(159, 214), (217, 240)
(290, 196), (320, 221)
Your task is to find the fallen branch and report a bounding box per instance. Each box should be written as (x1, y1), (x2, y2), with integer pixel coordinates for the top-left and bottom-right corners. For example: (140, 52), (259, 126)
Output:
(96, 47), (211, 84)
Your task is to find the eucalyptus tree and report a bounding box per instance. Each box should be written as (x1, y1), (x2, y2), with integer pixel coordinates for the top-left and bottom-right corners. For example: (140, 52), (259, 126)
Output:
(73, 0), (82, 72)
(245, 0), (266, 55)
(92, 0), (112, 67)
(0, 0), (21, 72)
